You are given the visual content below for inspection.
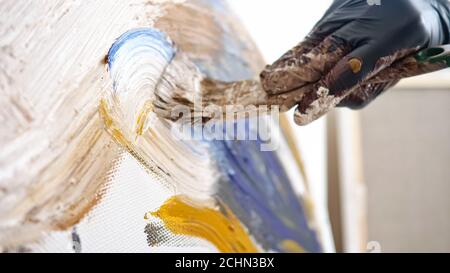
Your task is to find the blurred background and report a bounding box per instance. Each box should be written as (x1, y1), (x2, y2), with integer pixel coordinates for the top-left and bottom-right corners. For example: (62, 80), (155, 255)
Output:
(229, 0), (450, 253)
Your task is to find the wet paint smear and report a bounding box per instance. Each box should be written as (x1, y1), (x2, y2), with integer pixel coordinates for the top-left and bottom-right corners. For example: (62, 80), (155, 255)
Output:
(106, 0), (322, 253)
(149, 195), (258, 253)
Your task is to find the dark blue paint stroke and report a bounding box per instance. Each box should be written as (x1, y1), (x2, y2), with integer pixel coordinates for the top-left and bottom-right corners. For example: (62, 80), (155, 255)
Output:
(211, 135), (322, 252)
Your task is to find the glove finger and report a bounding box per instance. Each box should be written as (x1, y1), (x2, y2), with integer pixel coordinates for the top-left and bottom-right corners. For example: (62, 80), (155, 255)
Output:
(337, 79), (399, 109)
(261, 35), (352, 95)
(293, 83), (336, 126)
(259, 34), (322, 95)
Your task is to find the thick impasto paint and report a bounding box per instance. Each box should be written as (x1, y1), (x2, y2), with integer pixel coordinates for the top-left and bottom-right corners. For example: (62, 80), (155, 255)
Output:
(104, 0), (322, 253)
(0, 0), (323, 252)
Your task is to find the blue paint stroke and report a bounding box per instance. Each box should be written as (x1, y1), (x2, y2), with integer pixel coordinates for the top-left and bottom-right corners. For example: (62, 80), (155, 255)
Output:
(107, 28), (175, 70)
(212, 134), (322, 252)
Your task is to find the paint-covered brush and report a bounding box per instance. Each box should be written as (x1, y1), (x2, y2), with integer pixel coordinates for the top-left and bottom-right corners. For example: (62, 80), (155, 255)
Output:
(153, 37), (450, 125)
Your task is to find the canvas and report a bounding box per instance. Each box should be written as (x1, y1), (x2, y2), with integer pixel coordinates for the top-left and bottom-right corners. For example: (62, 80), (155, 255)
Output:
(0, 0), (327, 253)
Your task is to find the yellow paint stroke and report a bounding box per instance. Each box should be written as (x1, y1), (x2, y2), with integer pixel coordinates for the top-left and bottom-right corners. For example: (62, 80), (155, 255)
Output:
(99, 99), (132, 148)
(99, 99), (113, 128)
(280, 239), (306, 253)
(99, 99), (168, 179)
(135, 100), (153, 136)
(149, 195), (258, 253)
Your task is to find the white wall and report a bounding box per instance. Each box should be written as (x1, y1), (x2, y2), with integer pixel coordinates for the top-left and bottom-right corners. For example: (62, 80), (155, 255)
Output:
(360, 89), (450, 252)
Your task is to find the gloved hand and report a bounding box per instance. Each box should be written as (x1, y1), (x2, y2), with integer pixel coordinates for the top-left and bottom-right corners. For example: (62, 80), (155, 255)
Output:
(261, 0), (450, 125)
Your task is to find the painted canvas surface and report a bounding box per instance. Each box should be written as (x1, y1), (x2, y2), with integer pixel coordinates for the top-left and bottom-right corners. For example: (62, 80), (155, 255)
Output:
(0, 0), (325, 252)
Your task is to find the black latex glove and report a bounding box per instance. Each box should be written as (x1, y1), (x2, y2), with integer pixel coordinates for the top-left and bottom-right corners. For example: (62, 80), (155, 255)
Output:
(261, 0), (450, 125)
(319, 0), (450, 105)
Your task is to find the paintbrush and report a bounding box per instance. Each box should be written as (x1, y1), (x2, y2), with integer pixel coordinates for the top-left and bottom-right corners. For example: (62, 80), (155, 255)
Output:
(153, 41), (450, 125)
